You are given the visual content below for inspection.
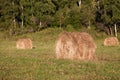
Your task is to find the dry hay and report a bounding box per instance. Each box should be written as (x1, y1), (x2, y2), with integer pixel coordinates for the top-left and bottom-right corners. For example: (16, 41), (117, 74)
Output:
(55, 32), (97, 61)
(16, 38), (33, 49)
(104, 37), (119, 46)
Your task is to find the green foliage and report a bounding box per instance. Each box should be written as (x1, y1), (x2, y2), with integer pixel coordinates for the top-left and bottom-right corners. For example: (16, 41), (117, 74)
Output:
(0, 0), (120, 35)
(66, 24), (75, 32)
(97, 0), (120, 25)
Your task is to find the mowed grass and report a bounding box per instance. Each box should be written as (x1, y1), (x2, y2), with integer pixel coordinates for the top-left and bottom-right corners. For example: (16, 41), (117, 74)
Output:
(0, 28), (120, 80)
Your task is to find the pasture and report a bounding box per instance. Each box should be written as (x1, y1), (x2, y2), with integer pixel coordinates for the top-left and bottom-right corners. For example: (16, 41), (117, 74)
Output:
(0, 28), (120, 80)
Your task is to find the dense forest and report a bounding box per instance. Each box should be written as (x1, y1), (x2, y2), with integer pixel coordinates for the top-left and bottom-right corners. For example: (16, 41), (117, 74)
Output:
(0, 0), (120, 36)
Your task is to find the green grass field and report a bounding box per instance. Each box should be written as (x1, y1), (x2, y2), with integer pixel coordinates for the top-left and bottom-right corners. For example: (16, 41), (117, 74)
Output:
(0, 28), (120, 80)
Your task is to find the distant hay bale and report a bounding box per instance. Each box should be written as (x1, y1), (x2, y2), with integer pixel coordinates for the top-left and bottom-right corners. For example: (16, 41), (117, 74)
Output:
(104, 37), (119, 46)
(56, 32), (97, 61)
(16, 38), (33, 49)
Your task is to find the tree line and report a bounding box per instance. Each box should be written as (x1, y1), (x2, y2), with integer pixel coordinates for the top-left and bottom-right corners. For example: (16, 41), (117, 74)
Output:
(0, 0), (120, 36)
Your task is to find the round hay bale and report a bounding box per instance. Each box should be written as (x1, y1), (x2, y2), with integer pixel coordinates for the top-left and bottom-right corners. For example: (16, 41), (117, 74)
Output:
(104, 37), (119, 46)
(56, 32), (97, 61)
(56, 32), (78, 60)
(71, 32), (97, 60)
(16, 38), (33, 49)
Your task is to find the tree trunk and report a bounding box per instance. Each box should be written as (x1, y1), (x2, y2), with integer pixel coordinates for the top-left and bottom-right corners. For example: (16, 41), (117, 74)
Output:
(59, 16), (62, 28)
(21, 17), (23, 28)
(78, 0), (81, 8)
(13, 17), (16, 28)
(21, 3), (24, 28)
(88, 20), (91, 29)
(109, 26), (113, 35)
(105, 27), (110, 35)
(114, 23), (117, 37)
(39, 21), (42, 27)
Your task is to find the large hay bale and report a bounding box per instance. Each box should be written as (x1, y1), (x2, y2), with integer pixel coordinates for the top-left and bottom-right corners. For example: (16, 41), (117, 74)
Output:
(56, 32), (97, 61)
(104, 37), (119, 46)
(16, 38), (33, 49)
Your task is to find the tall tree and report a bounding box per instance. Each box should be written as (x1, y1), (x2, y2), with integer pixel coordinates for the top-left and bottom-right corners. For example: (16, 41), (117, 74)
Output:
(97, 0), (120, 35)
(34, 0), (55, 30)
(112, 0), (120, 36)
(0, 0), (20, 35)
(80, 0), (97, 29)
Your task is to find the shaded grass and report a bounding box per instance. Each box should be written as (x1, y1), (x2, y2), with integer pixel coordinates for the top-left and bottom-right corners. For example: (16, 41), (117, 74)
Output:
(0, 28), (120, 80)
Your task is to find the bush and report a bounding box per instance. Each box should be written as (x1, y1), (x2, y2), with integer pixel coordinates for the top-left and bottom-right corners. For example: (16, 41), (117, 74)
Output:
(66, 24), (75, 32)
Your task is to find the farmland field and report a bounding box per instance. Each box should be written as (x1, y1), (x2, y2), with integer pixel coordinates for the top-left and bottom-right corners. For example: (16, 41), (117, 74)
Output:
(0, 28), (120, 80)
